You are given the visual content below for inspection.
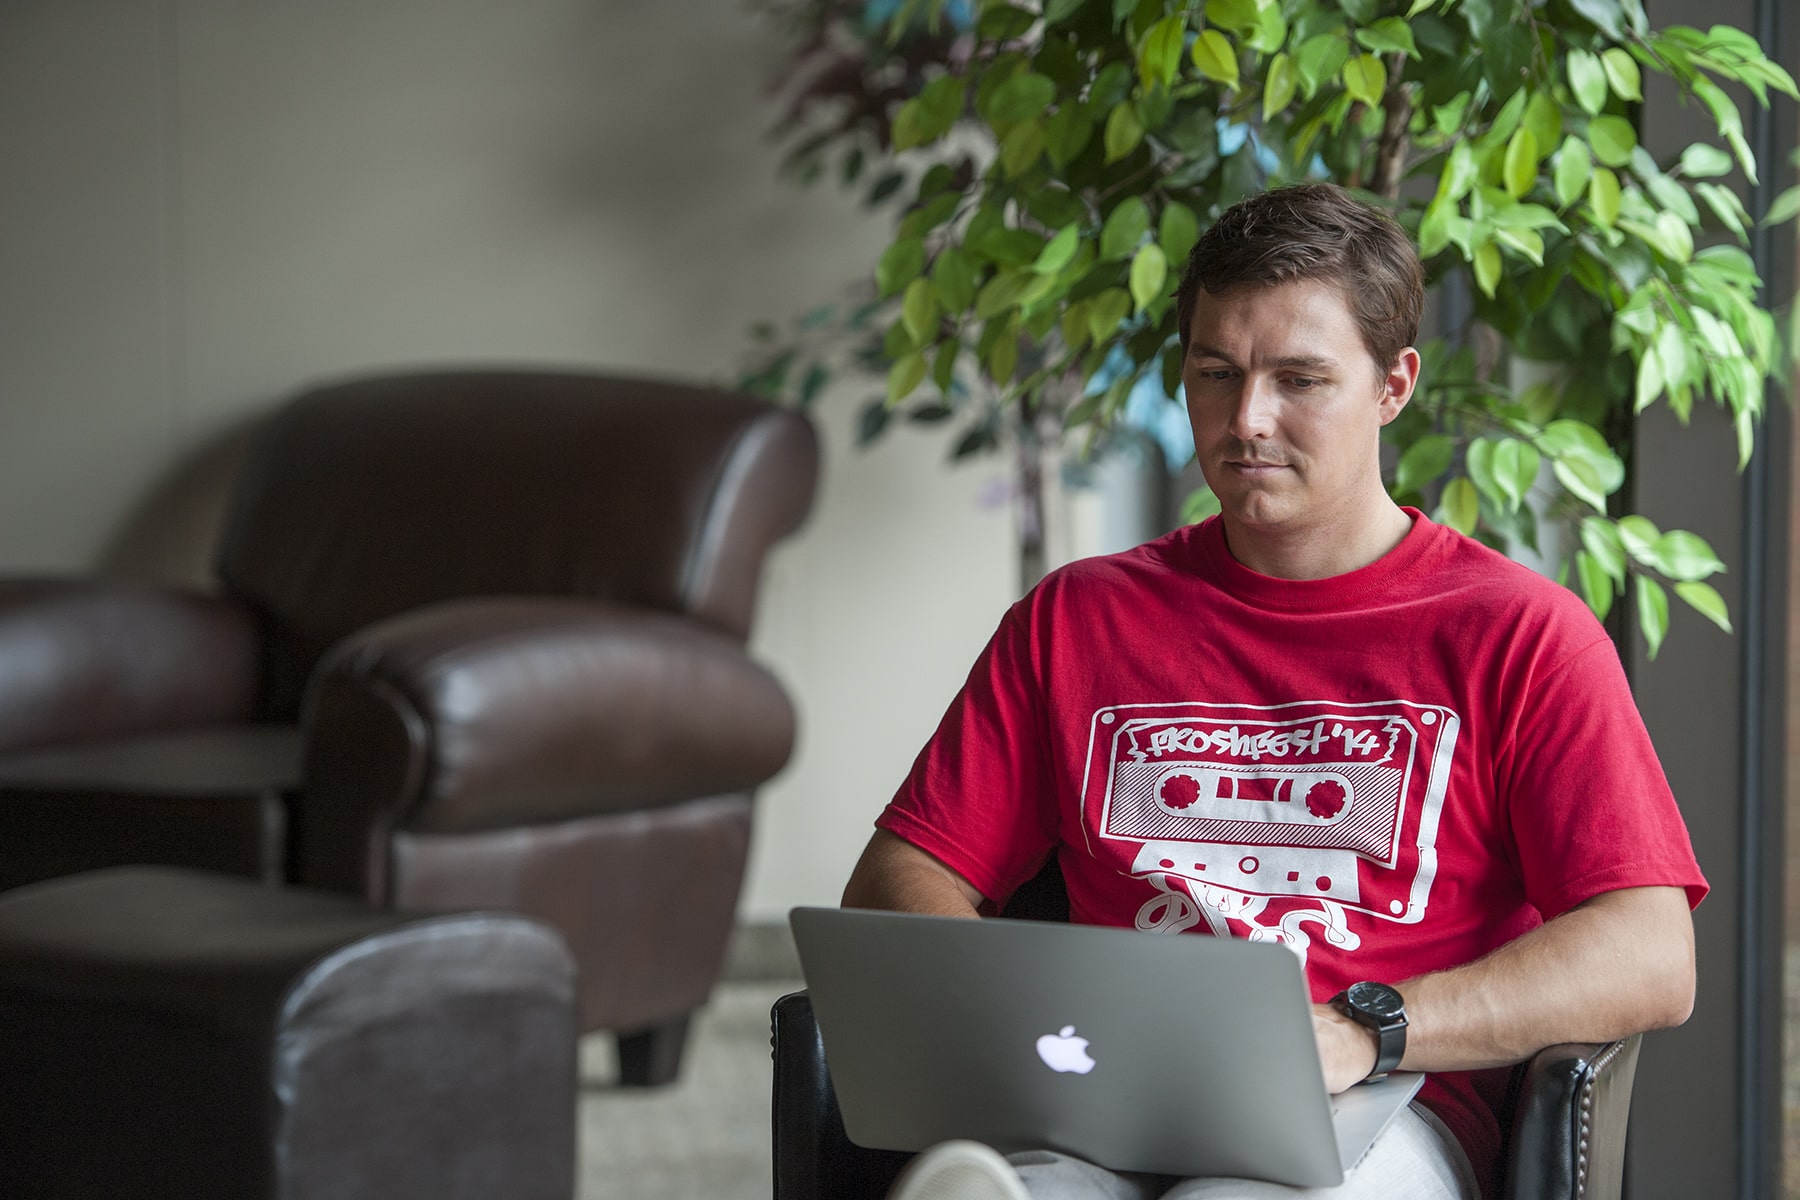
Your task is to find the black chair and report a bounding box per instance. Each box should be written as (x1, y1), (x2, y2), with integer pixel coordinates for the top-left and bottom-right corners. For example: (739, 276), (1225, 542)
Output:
(769, 860), (1643, 1200)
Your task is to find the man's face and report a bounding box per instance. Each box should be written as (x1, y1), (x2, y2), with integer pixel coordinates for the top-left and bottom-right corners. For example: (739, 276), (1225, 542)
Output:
(1182, 279), (1416, 548)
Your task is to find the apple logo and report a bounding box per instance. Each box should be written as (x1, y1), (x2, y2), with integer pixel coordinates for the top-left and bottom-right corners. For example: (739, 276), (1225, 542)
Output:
(1035, 1025), (1097, 1074)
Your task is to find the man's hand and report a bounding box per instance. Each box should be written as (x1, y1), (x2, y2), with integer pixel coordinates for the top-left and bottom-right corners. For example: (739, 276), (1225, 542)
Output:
(1323, 885), (1694, 1083)
(1312, 1002), (1380, 1094)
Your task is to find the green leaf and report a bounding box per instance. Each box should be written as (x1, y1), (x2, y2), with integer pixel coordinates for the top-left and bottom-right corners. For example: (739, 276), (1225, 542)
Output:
(1044, 107), (1095, 168)
(877, 238), (926, 298)
(1129, 243), (1169, 313)
(1438, 141), (1479, 204)
(1160, 202), (1199, 265)
(983, 73), (1057, 127)
(1033, 224), (1081, 275)
(1523, 90), (1563, 156)
(973, 272), (1027, 320)
(1437, 477), (1480, 535)
(1554, 138), (1593, 209)
(931, 340), (959, 393)
(916, 76), (968, 143)
(987, 325), (1019, 383)
(1569, 0), (1625, 39)
(1552, 458), (1609, 513)
(1617, 513), (1660, 562)
(1636, 576), (1670, 660)
(1263, 52), (1298, 121)
(1140, 15), (1187, 90)
(1354, 18), (1418, 58)
(1600, 47), (1642, 102)
(1101, 197), (1151, 261)
(1503, 127), (1539, 199)
(1588, 166), (1621, 226)
(1494, 227), (1545, 266)
(1342, 53), (1387, 110)
(887, 351), (927, 406)
(1568, 48), (1608, 116)
(1292, 32), (1351, 99)
(1579, 516), (1628, 583)
(1649, 530), (1726, 581)
(1395, 433), (1455, 496)
(933, 248), (979, 312)
(902, 278), (938, 344)
(1493, 436), (1541, 511)
(1104, 100), (1146, 162)
(1679, 142), (1734, 179)
(1576, 549), (1616, 621)
(1191, 29), (1240, 89)
(1465, 437), (1501, 508)
(1674, 580), (1733, 634)
(1087, 288), (1133, 344)
(1587, 115), (1637, 168)
(1473, 241), (1502, 298)
(999, 119), (1046, 176)
(1762, 184), (1800, 227)
(1634, 343), (1666, 412)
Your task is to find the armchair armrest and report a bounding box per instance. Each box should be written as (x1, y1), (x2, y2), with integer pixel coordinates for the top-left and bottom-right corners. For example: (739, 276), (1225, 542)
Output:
(296, 596), (797, 894)
(771, 990), (912, 1200)
(0, 579), (261, 754)
(1502, 1035), (1642, 1200)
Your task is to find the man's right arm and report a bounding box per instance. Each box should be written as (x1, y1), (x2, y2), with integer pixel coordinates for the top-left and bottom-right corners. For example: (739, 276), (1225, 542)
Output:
(841, 829), (987, 919)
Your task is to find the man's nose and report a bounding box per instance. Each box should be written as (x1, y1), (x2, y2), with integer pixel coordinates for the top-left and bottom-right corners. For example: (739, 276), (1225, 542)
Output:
(1226, 376), (1278, 439)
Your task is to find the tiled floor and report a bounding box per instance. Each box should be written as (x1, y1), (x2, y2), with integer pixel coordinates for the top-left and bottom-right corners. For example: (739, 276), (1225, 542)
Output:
(578, 979), (798, 1200)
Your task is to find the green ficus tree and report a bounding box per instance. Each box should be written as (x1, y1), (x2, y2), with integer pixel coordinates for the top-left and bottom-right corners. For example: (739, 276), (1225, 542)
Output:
(758, 0), (1797, 657)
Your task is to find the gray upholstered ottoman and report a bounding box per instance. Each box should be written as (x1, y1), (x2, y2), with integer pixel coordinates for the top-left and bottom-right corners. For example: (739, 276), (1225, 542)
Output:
(0, 866), (576, 1200)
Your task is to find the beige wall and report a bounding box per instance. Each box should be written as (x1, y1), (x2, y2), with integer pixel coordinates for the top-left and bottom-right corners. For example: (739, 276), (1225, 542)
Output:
(0, 0), (1019, 921)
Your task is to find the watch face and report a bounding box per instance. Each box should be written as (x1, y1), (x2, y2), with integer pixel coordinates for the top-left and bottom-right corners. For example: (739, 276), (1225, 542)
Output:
(1347, 981), (1405, 1019)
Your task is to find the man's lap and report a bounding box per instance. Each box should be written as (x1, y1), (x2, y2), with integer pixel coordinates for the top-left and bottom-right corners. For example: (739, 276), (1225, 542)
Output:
(1004, 1104), (1479, 1200)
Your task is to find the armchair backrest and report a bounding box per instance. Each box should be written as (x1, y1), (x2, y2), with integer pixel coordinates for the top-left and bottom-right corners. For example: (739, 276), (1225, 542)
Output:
(216, 370), (818, 718)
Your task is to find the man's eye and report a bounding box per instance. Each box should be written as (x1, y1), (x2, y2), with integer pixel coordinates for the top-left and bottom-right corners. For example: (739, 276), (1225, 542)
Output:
(1196, 368), (1234, 381)
(1287, 376), (1321, 390)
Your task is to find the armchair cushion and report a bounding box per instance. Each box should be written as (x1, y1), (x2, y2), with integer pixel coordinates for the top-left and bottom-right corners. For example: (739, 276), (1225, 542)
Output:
(293, 596), (795, 895)
(0, 580), (261, 754)
(304, 596), (795, 831)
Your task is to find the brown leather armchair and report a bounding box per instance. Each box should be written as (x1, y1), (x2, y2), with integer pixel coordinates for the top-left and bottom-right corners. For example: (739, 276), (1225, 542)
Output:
(0, 368), (819, 1084)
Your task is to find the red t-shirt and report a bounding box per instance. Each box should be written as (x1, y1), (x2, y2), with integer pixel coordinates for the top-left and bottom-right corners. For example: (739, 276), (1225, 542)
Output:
(876, 511), (1707, 1195)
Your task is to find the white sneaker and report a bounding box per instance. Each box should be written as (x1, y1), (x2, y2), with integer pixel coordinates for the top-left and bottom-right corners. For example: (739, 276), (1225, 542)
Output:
(887, 1140), (1032, 1200)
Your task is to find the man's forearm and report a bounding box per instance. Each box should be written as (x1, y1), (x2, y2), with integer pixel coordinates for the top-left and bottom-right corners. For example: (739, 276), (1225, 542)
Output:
(842, 829), (987, 918)
(1313, 885), (1695, 1091)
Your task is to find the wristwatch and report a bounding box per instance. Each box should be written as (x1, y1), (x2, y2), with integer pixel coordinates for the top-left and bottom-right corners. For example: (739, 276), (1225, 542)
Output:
(1331, 981), (1407, 1080)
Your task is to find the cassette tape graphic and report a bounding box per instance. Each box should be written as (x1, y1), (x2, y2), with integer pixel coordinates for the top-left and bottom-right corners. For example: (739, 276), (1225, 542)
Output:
(1080, 699), (1460, 925)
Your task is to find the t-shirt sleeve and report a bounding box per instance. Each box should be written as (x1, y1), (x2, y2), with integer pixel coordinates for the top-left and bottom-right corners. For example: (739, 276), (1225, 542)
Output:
(1500, 632), (1708, 920)
(875, 601), (1060, 907)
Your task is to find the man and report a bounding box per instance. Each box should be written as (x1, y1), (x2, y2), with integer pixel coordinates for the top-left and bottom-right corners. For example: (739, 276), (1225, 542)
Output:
(843, 183), (1704, 1200)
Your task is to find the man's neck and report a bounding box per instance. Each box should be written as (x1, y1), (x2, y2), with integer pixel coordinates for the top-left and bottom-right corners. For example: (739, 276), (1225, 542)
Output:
(1220, 502), (1414, 581)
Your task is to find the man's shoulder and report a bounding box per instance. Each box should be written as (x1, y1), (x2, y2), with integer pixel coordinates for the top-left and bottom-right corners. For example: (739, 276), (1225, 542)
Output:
(1029, 525), (1206, 598)
(1419, 521), (1609, 642)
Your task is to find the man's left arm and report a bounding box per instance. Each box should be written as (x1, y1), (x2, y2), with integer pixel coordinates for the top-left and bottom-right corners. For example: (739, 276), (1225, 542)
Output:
(1312, 884), (1695, 1093)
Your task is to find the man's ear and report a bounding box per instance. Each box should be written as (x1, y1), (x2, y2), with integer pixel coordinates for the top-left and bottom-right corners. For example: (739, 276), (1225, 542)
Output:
(1378, 347), (1421, 425)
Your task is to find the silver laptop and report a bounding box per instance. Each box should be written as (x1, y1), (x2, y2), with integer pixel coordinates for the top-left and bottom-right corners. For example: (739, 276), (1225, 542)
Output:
(790, 906), (1424, 1187)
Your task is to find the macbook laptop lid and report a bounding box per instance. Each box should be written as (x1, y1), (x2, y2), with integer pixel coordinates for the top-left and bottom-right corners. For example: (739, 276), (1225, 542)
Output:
(790, 906), (1423, 1187)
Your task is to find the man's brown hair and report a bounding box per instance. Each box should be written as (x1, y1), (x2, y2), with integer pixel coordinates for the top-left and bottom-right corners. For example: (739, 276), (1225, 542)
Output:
(1174, 183), (1424, 372)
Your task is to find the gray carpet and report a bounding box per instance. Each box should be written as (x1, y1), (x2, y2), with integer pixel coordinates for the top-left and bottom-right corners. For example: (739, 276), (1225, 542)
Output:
(578, 978), (801, 1200)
